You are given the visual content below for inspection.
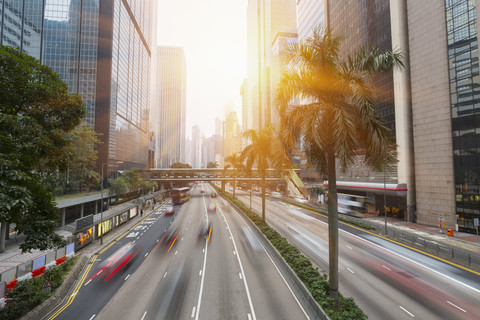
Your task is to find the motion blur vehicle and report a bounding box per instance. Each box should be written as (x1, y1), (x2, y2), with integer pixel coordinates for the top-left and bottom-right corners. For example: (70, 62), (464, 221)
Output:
(207, 203), (216, 213)
(90, 242), (141, 282)
(211, 192), (216, 198)
(196, 219), (213, 243)
(201, 189), (205, 193)
(170, 187), (190, 204)
(271, 192), (282, 198)
(294, 196), (308, 204)
(164, 206), (175, 215)
(240, 226), (262, 265)
(159, 225), (180, 252)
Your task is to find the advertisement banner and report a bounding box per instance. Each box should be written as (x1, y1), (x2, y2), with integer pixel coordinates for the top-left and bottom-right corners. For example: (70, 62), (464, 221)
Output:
(97, 219), (113, 237)
(129, 207), (137, 219)
(119, 211), (129, 224)
(75, 227), (93, 251)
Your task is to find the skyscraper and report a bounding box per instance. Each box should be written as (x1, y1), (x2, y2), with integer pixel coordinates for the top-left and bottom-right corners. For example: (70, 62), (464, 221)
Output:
(0, 0), (156, 170)
(155, 46), (187, 168)
(245, 0), (297, 131)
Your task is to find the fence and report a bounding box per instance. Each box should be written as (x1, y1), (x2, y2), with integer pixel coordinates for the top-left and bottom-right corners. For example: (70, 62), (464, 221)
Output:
(341, 215), (480, 271)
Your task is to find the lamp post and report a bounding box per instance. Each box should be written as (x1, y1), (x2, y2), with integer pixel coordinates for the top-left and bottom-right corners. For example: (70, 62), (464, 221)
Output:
(384, 151), (388, 235)
(100, 161), (123, 245)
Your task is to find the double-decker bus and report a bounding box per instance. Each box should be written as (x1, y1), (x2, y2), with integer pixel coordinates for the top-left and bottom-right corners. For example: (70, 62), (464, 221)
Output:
(170, 187), (190, 204)
(338, 193), (368, 217)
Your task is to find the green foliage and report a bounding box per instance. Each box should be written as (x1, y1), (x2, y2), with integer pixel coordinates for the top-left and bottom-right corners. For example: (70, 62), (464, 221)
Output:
(56, 122), (102, 194)
(207, 161), (219, 168)
(108, 176), (129, 197)
(170, 162), (192, 168)
(211, 184), (367, 319)
(0, 45), (85, 252)
(0, 257), (78, 320)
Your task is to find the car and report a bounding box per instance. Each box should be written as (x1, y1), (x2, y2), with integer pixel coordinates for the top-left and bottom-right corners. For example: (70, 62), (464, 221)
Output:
(211, 192), (216, 198)
(164, 206), (175, 215)
(294, 196), (308, 204)
(207, 203), (216, 213)
(159, 225), (180, 252)
(196, 220), (213, 243)
(91, 242), (141, 281)
(271, 192), (282, 198)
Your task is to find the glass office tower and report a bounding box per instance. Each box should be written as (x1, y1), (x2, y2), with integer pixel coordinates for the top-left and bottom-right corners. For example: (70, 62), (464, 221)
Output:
(445, 0), (480, 231)
(0, 0), (153, 169)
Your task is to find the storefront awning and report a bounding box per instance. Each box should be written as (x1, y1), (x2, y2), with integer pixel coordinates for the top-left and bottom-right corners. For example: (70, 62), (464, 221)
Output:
(323, 181), (408, 196)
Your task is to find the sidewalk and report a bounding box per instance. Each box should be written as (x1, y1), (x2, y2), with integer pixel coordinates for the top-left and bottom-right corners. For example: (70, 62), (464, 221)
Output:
(364, 215), (480, 253)
(0, 198), (168, 277)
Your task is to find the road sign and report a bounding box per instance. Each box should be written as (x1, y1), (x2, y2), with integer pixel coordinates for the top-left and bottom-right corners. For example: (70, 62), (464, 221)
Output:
(41, 279), (52, 294)
(474, 218), (479, 227)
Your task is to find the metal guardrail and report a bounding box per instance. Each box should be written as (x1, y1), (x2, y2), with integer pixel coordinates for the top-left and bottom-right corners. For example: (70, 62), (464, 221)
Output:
(340, 215), (480, 271)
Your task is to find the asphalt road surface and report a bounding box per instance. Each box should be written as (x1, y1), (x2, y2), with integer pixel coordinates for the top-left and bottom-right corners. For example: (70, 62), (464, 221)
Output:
(51, 184), (313, 320)
(234, 188), (480, 320)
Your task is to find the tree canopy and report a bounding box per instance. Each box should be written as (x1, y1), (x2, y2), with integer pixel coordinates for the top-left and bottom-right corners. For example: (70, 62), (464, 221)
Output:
(170, 162), (192, 169)
(276, 27), (403, 300)
(0, 45), (86, 252)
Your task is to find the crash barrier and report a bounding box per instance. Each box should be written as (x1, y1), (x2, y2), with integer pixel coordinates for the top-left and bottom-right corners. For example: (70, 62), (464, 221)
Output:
(340, 215), (480, 271)
(0, 242), (75, 308)
(228, 201), (330, 319)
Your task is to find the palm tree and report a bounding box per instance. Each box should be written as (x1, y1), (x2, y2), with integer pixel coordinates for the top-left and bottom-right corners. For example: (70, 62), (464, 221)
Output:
(241, 126), (275, 223)
(275, 27), (403, 301)
(224, 153), (242, 198)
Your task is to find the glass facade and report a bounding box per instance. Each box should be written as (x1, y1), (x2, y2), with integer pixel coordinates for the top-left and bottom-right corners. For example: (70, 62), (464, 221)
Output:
(108, 0), (151, 166)
(0, 0), (152, 169)
(445, 0), (480, 231)
(329, 0), (395, 137)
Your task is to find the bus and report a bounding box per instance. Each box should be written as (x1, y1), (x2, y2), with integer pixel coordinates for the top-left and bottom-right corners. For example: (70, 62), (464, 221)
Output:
(338, 193), (368, 217)
(170, 187), (190, 204)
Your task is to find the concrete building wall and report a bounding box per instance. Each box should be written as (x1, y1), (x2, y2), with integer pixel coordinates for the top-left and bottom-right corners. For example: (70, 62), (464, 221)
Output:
(407, 0), (456, 227)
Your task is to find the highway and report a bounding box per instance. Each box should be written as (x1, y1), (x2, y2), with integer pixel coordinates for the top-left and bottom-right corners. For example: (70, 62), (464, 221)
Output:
(233, 187), (480, 320)
(52, 183), (312, 320)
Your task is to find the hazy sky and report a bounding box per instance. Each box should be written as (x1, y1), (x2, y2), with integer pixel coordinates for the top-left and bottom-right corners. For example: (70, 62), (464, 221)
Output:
(157, 0), (248, 138)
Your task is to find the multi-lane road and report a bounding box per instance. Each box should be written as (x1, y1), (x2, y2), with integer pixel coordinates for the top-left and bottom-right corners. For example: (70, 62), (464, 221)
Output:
(51, 184), (312, 320)
(233, 187), (480, 320)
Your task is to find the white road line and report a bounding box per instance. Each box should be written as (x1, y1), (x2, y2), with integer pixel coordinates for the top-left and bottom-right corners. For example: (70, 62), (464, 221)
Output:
(341, 229), (480, 294)
(141, 311), (147, 320)
(231, 212), (310, 319)
(347, 268), (355, 274)
(156, 239), (159, 243)
(163, 272), (167, 278)
(218, 206), (257, 320)
(447, 300), (467, 312)
(191, 307), (196, 318)
(346, 245), (353, 250)
(175, 250), (178, 255)
(144, 253), (149, 257)
(195, 194), (210, 320)
(70, 291), (78, 298)
(239, 273), (243, 280)
(89, 315), (96, 320)
(199, 270), (202, 276)
(399, 306), (415, 317)
(203, 249), (205, 253)
(382, 265), (391, 271)
(84, 279), (92, 286)
(182, 237), (184, 241)
(125, 274), (130, 280)
(248, 314), (252, 320)
(233, 250), (236, 255)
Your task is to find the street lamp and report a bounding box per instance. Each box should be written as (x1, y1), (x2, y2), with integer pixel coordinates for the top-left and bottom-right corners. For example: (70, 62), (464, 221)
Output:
(100, 161), (123, 245)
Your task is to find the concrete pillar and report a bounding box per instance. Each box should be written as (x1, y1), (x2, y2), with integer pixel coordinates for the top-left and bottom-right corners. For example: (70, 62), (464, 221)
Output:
(95, 200), (98, 215)
(0, 222), (7, 253)
(61, 208), (66, 227)
(221, 181), (226, 192)
(80, 203), (84, 218)
(390, 0), (416, 222)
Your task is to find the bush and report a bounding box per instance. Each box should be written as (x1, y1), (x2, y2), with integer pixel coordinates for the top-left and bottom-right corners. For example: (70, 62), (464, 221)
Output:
(0, 256), (78, 320)
(212, 184), (367, 319)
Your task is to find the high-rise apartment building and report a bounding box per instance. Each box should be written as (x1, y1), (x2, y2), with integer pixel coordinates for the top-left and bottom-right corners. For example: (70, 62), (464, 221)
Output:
(0, 0), (155, 170)
(155, 46), (186, 168)
(296, 0), (326, 39)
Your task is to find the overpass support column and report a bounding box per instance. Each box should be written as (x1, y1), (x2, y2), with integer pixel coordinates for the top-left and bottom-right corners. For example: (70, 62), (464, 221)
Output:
(61, 208), (66, 227)
(221, 181), (225, 192)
